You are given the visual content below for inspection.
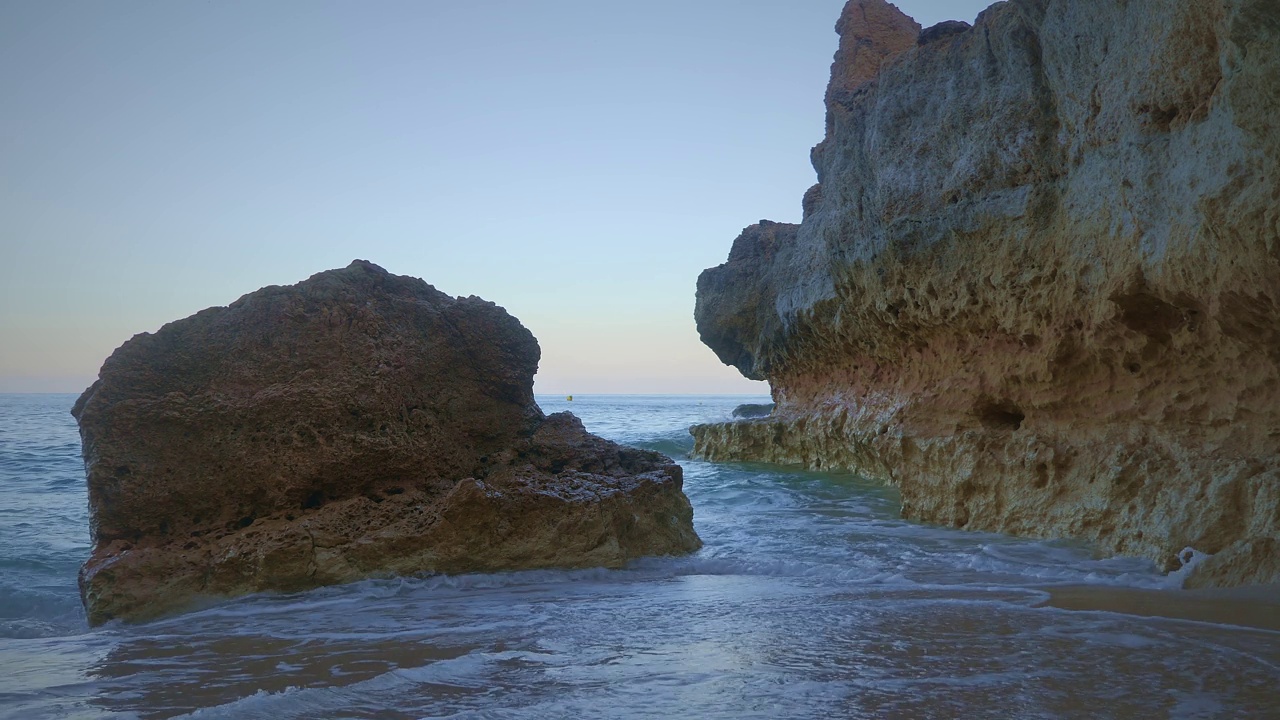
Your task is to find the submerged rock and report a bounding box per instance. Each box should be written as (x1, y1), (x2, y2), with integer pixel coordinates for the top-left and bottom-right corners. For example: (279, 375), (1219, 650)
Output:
(693, 0), (1280, 587)
(732, 403), (775, 419)
(73, 260), (700, 625)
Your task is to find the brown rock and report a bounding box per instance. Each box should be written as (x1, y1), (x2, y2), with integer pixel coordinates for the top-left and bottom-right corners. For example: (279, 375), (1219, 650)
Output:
(73, 260), (700, 625)
(693, 0), (1280, 587)
(825, 0), (921, 114)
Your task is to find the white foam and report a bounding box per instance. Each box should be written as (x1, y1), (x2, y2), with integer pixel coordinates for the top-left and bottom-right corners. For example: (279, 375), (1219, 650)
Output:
(1162, 547), (1212, 589)
(174, 651), (546, 719)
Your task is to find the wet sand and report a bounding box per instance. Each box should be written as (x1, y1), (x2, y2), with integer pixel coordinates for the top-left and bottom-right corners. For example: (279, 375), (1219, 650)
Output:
(1041, 583), (1280, 632)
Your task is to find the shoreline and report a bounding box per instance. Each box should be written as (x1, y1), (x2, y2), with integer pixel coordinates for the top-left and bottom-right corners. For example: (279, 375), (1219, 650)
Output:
(1039, 583), (1280, 632)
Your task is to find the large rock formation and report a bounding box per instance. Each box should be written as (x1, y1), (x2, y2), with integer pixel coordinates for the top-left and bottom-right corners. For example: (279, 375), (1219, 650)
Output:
(74, 261), (700, 625)
(694, 0), (1280, 587)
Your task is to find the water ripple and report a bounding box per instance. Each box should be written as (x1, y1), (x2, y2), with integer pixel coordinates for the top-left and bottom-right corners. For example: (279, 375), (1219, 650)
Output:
(0, 394), (1277, 719)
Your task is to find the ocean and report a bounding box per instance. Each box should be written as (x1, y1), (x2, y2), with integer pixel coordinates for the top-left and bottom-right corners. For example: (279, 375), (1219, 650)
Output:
(1, 393), (1277, 719)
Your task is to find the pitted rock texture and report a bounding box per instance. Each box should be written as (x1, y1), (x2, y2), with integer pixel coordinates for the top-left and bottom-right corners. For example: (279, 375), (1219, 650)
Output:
(74, 261), (700, 624)
(694, 0), (1280, 587)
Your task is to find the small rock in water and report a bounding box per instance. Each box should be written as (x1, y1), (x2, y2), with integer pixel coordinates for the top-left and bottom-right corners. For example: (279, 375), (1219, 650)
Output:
(732, 403), (775, 419)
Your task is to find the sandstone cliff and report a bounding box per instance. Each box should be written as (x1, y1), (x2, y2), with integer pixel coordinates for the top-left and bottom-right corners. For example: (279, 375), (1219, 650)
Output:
(694, 0), (1280, 587)
(74, 261), (700, 625)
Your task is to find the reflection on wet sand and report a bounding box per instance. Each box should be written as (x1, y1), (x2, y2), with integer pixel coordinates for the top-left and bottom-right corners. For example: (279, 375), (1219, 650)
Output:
(89, 627), (477, 718)
(73, 576), (1280, 720)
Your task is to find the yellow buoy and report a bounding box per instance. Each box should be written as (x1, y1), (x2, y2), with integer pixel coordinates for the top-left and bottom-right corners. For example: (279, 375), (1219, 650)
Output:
(566, 395), (573, 401)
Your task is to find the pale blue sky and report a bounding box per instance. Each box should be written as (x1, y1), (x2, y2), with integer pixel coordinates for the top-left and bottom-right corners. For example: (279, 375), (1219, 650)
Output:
(1, 0), (993, 394)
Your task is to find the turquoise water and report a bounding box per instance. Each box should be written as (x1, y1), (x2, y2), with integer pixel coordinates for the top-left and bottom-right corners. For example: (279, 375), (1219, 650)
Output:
(1, 394), (1277, 719)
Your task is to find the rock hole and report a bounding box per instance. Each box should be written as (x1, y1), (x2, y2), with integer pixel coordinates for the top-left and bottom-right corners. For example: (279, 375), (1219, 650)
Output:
(1033, 462), (1049, 489)
(1111, 288), (1188, 343)
(236, 515), (255, 529)
(114, 465), (131, 477)
(384, 487), (405, 496)
(1141, 104), (1179, 132)
(302, 491), (325, 510)
(974, 397), (1025, 432)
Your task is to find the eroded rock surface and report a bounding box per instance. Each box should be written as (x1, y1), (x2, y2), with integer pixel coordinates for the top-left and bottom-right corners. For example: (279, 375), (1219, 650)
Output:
(74, 261), (700, 624)
(693, 0), (1280, 587)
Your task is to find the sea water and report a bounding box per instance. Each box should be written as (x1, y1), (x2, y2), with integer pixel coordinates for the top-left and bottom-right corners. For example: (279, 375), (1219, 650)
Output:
(1, 394), (1277, 719)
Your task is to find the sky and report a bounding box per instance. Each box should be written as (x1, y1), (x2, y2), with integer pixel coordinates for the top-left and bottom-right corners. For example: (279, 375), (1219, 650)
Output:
(1, 0), (995, 395)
